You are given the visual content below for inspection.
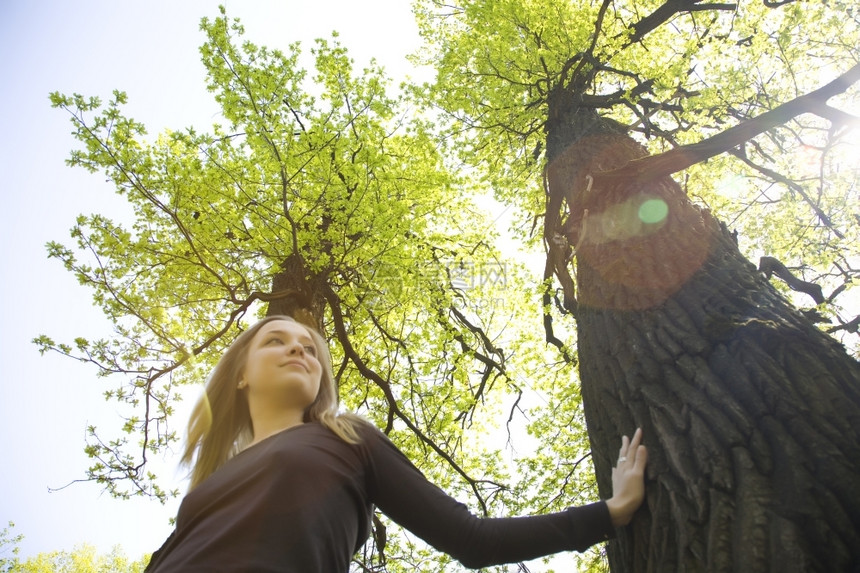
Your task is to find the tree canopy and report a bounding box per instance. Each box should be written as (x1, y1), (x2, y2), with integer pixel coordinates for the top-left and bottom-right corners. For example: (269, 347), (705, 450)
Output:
(414, 0), (859, 334)
(40, 1), (859, 571)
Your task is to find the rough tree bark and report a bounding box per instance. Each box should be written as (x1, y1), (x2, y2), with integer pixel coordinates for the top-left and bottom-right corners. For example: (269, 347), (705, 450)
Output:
(545, 104), (860, 571)
(265, 252), (327, 330)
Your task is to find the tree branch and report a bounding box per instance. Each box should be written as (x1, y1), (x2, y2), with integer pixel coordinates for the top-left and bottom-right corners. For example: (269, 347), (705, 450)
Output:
(759, 256), (825, 305)
(593, 62), (860, 187)
(810, 104), (860, 128)
(628, 0), (737, 45)
(729, 148), (845, 240)
(322, 283), (492, 515)
(827, 315), (860, 334)
(763, 0), (797, 7)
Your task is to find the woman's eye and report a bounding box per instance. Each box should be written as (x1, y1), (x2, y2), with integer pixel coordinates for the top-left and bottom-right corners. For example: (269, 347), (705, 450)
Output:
(266, 338), (283, 345)
(304, 345), (317, 356)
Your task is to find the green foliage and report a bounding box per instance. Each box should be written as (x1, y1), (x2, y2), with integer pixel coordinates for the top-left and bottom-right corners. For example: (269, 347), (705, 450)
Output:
(413, 0), (601, 233)
(1, 522), (24, 573)
(1, 525), (147, 573)
(9, 545), (147, 573)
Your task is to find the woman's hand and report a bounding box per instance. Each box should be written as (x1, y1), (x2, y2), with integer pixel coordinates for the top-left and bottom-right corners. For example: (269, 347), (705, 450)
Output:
(605, 427), (648, 527)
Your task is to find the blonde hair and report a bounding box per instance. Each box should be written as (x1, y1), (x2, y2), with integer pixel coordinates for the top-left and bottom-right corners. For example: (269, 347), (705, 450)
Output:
(182, 315), (365, 490)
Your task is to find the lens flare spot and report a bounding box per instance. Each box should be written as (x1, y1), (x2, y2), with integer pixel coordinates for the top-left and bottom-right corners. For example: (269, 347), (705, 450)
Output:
(638, 198), (668, 224)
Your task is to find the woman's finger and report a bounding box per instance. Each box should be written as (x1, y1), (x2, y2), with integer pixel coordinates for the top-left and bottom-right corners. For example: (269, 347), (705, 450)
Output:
(634, 442), (648, 472)
(618, 428), (644, 465)
(618, 434), (629, 463)
(628, 428), (643, 454)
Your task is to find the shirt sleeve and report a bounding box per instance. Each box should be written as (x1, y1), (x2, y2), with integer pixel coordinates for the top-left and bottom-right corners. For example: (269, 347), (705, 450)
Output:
(361, 426), (615, 569)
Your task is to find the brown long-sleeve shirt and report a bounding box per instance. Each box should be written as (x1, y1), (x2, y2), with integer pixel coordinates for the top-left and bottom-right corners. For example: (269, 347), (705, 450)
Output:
(145, 421), (613, 572)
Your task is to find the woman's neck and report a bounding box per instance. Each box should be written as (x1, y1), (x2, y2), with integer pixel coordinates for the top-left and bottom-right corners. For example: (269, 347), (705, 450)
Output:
(247, 410), (305, 447)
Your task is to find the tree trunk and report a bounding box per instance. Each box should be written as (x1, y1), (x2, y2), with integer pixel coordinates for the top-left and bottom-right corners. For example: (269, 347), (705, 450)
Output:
(545, 106), (860, 572)
(266, 252), (326, 330)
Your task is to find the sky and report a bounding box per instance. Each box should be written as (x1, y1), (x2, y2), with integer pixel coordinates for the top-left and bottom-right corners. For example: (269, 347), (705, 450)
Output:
(0, 0), (429, 561)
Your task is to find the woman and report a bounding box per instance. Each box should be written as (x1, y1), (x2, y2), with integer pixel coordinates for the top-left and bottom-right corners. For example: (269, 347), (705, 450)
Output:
(145, 315), (647, 572)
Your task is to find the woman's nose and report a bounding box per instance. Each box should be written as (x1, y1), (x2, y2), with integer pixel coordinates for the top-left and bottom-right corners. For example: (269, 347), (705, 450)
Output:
(287, 341), (303, 354)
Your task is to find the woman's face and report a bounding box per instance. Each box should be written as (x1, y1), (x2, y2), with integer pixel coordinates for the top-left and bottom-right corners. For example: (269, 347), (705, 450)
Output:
(240, 319), (323, 410)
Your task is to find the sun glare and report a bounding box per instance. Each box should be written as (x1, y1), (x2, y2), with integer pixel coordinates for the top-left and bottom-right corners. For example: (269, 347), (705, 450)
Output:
(638, 198), (669, 225)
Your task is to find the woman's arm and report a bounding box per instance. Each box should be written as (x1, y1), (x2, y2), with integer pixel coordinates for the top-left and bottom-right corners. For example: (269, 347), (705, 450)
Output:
(362, 426), (638, 568)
